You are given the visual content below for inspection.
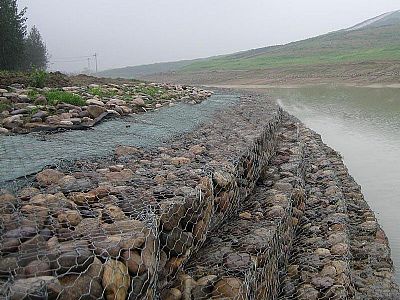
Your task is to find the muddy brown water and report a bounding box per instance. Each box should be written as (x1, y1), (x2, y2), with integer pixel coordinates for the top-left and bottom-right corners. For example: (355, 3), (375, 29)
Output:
(266, 85), (400, 282)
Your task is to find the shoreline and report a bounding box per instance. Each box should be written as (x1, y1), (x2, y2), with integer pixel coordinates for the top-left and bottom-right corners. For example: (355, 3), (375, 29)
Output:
(204, 83), (400, 89)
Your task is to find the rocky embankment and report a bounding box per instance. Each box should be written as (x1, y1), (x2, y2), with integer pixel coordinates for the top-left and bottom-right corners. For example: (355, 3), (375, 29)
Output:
(0, 81), (212, 134)
(0, 91), (398, 299)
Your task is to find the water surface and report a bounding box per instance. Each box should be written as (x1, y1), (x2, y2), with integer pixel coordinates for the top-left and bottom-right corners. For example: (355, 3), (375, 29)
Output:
(266, 85), (400, 281)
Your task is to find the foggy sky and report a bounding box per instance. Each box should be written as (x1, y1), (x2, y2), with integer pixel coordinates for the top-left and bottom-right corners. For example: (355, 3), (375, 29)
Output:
(17, 0), (400, 73)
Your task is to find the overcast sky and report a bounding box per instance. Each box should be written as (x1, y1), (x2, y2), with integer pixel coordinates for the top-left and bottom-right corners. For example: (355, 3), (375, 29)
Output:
(18, 0), (400, 73)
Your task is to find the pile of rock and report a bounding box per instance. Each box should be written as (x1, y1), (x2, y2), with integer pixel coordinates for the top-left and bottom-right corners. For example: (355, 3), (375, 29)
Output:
(0, 82), (213, 134)
(163, 116), (306, 299)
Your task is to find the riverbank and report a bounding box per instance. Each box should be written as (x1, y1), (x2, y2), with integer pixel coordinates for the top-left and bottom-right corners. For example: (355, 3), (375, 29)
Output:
(0, 90), (398, 299)
(0, 74), (212, 134)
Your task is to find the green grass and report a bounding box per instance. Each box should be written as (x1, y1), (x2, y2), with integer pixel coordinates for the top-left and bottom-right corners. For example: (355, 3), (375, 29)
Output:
(134, 86), (162, 97)
(88, 87), (117, 98)
(0, 103), (11, 112)
(45, 90), (85, 106)
(27, 89), (39, 100)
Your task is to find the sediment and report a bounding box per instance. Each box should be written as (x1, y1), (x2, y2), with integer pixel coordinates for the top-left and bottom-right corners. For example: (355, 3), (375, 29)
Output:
(0, 90), (398, 299)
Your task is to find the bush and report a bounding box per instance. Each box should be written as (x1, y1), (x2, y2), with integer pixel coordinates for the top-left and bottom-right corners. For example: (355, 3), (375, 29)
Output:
(45, 90), (85, 106)
(29, 69), (47, 88)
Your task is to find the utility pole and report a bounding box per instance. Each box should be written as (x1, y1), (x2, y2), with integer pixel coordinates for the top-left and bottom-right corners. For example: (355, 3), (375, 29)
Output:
(87, 58), (90, 71)
(93, 53), (98, 73)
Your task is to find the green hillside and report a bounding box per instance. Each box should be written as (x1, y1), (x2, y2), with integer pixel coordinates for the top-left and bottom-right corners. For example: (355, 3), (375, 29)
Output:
(183, 11), (400, 72)
(99, 10), (400, 81)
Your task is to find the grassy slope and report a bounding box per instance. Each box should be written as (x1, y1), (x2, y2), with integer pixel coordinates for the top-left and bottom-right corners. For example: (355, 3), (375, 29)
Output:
(100, 11), (400, 84)
(182, 24), (400, 71)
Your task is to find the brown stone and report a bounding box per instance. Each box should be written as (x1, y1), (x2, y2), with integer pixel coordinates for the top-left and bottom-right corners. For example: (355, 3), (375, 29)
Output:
(331, 243), (349, 256)
(161, 288), (182, 300)
(115, 145), (140, 157)
(8, 276), (63, 300)
(105, 169), (134, 183)
(24, 259), (52, 277)
(58, 258), (104, 300)
(212, 277), (246, 300)
(102, 259), (131, 300)
(171, 157), (191, 166)
(36, 169), (64, 186)
(57, 210), (82, 226)
(18, 195), (39, 212)
(189, 144), (206, 155)
(87, 105), (107, 118)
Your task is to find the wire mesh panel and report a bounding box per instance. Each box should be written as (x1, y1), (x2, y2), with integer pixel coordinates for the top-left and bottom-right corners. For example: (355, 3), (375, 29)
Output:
(160, 115), (306, 300)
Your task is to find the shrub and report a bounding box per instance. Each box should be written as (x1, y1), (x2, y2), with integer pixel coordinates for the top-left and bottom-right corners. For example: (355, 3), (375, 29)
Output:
(45, 90), (85, 106)
(29, 69), (48, 88)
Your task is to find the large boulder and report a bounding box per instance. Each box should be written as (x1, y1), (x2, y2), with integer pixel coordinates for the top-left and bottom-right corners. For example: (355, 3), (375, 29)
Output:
(87, 105), (107, 119)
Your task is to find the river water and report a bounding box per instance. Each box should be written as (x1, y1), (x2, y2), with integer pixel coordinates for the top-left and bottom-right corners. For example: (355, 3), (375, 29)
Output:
(266, 85), (400, 281)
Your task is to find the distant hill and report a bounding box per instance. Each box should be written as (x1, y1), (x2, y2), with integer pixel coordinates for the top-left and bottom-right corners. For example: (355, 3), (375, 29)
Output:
(99, 10), (400, 85)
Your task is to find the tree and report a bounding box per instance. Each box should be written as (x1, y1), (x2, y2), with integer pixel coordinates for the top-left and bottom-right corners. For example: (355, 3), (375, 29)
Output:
(0, 0), (27, 70)
(24, 26), (48, 70)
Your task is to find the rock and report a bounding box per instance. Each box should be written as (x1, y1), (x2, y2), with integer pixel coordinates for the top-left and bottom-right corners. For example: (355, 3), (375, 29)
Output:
(31, 110), (48, 120)
(189, 144), (206, 155)
(331, 243), (349, 256)
(115, 145), (140, 157)
(102, 204), (126, 222)
(332, 260), (347, 275)
(86, 98), (104, 106)
(360, 220), (378, 233)
(8, 276), (62, 300)
(212, 277), (246, 299)
(161, 288), (182, 300)
(192, 275), (218, 299)
(0, 88), (8, 94)
(320, 265), (337, 278)
(105, 169), (134, 183)
(0, 256), (19, 276)
(58, 175), (92, 193)
(213, 170), (233, 188)
(59, 120), (73, 126)
(24, 259), (52, 277)
(0, 127), (9, 134)
(311, 276), (335, 289)
(18, 187), (40, 200)
(10, 108), (28, 115)
(171, 157), (191, 166)
(223, 252), (252, 270)
(239, 211), (252, 219)
(5, 226), (37, 240)
(315, 248), (331, 257)
(107, 99), (127, 106)
(50, 247), (94, 275)
(0, 193), (17, 213)
(58, 257), (104, 300)
(87, 105), (107, 118)
(36, 169), (64, 186)
(160, 227), (193, 256)
(297, 284), (319, 300)
(265, 205), (286, 219)
(57, 210), (82, 226)
(131, 97), (145, 106)
(102, 259), (131, 300)
(34, 95), (47, 105)
(2, 114), (23, 129)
